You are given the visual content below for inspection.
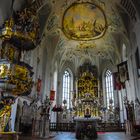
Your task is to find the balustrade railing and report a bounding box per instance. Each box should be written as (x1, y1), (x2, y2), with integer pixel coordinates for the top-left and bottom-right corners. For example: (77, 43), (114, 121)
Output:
(49, 123), (76, 132)
(49, 122), (125, 132)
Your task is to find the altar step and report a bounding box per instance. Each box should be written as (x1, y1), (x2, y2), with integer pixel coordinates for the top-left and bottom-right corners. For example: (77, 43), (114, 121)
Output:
(18, 132), (137, 140)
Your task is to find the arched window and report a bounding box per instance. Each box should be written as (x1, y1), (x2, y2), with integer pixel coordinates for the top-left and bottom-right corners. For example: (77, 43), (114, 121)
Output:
(62, 70), (72, 109)
(105, 70), (114, 109)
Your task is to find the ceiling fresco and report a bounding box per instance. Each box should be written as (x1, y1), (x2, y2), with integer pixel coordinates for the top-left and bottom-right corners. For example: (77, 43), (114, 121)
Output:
(62, 2), (107, 41)
(44, 0), (128, 67)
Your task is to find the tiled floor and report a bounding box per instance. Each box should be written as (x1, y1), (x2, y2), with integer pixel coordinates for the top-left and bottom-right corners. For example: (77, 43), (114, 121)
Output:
(19, 132), (140, 140)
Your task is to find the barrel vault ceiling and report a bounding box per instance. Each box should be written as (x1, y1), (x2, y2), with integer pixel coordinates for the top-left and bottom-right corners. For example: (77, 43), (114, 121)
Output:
(43, 0), (128, 69)
(0, 0), (129, 70)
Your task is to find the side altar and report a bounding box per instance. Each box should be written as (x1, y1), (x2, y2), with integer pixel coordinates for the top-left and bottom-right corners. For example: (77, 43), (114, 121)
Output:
(73, 66), (102, 139)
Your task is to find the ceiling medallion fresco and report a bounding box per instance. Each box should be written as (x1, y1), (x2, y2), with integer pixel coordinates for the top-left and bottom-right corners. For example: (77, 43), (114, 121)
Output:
(62, 2), (107, 41)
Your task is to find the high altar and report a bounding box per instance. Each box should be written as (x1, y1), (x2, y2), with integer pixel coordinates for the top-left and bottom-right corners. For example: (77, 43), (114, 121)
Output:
(73, 64), (101, 139)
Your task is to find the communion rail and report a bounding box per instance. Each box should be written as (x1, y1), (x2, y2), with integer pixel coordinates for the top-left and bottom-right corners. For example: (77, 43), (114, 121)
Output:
(49, 122), (125, 132)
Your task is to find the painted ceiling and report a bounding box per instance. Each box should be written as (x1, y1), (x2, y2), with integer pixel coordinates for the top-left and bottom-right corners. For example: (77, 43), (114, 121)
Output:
(43, 0), (127, 67)
(62, 2), (107, 41)
(0, 0), (128, 68)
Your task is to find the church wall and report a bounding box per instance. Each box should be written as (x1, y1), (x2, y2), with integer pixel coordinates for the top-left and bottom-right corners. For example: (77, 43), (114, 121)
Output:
(57, 61), (75, 123)
(28, 35), (57, 100)
(133, 21), (140, 100)
(101, 60), (120, 122)
(101, 60), (117, 106)
(131, 20), (140, 125)
(117, 36), (137, 123)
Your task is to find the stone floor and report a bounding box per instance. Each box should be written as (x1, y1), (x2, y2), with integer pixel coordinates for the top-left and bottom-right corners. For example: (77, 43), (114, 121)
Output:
(19, 132), (140, 140)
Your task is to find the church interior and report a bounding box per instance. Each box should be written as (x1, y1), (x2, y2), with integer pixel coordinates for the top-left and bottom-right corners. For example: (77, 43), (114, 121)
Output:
(0, 0), (140, 140)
